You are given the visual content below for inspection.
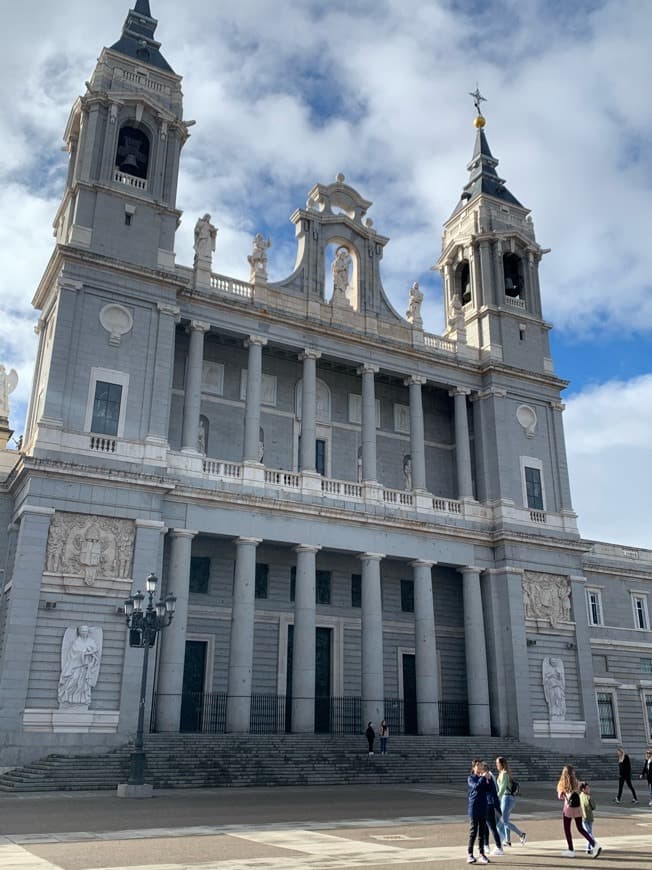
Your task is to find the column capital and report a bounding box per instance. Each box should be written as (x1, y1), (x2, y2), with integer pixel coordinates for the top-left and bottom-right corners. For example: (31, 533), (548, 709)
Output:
(235, 536), (263, 546)
(359, 552), (385, 562)
(190, 320), (210, 333)
(293, 544), (321, 554)
(459, 565), (483, 576)
(157, 303), (180, 319)
(449, 387), (471, 398)
(404, 374), (426, 387)
(549, 400), (566, 411)
(471, 387), (507, 402)
(357, 363), (379, 376)
(410, 559), (436, 569)
(299, 349), (321, 361)
(168, 527), (198, 539)
(244, 335), (267, 348)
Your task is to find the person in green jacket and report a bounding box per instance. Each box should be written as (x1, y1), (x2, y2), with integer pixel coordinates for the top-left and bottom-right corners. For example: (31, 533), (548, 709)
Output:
(579, 781), (596, 854)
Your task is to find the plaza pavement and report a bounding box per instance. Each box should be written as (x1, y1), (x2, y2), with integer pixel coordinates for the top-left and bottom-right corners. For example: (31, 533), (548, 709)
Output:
(1, 779), (651, 869)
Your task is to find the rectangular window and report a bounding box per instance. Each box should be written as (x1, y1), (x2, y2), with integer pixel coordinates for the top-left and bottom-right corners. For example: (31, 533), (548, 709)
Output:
(633, 595), (649, 630)
(351, 573), (361, 608)
(596, 692), (617, 739)
(641, 658), (652, 674)
(524, 466), (544, 510)
(91, 381), (123, 436)
(189, 557), (210, 594)
(315, 440), (326, 476)
(290, 566), (296, 603)
(316, 570), (331, 605)
(401, 579), (415, 613)
(586, 589), (603, 626)
(255, 563), (268, 599)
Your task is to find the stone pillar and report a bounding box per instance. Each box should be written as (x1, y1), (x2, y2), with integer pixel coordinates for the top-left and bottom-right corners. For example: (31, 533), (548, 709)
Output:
(479, 240), (493, 305)
(358, 364), (379, 483)
(493, 240), (504, 303)
(0, 507), (53, 734)
(299, 350), (321, 472)
(181, 321), (209, 453)
(292, 544), (320, 732)
(412, 559), (439, 734)
(406, 375), (427, 491)
(40, 280), (81, 428)
(243, 337), (268, 463)
(450, 388), (474, 499)
(360, 552), (385, 727)
(155, 529), (197, 732)
(118, 519), (165, 735)
(146, 303), (180, 446)
(226, 537), (261, 732)
(549, 400), (574, 513)
(460, 566), (491, 735)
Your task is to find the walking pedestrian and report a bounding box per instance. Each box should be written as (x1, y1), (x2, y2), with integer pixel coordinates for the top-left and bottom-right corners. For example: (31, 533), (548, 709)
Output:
(467, 759), (491, 864)
(639, 748), (652, 806)
(557, 764), (601, 858)
(495, 756), (527, 847)
(478, 762), (503, 856)
(579, 781), (596, 854)
(379, 719), (389, 754)
(365, 721), (375, 755)
(614, 747), (638, 804)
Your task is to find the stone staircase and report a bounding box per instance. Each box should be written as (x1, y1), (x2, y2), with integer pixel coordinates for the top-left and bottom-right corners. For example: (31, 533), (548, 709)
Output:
(0, 734), (613, 793)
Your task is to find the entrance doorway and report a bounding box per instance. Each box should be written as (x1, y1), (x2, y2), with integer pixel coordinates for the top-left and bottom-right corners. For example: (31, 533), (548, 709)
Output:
(402, 653), (418, 735)
(180, 639), (207, 732)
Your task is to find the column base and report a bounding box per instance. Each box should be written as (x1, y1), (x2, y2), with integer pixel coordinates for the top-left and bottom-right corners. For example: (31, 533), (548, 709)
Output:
(116, 782), (154, 799)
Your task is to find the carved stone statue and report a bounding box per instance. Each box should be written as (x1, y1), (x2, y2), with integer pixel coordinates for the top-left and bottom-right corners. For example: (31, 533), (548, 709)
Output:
(542, 656), (566, 720)
(522, 572), (571, 628)
(448, 294), (465, 330)
(197, 416), (208, 455)
(331, 245), (352, 305)
(0, 364), (18, 421)
(193, 214), (217, 262)
(405, 282), (423, 327)
(403, 454), (412, 490)
(248, 233), (271, 281)
(57, 625), (102, 709)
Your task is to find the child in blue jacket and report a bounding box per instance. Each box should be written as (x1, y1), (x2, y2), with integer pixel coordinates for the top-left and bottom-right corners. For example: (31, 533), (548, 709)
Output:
(467, 759), (492, 864)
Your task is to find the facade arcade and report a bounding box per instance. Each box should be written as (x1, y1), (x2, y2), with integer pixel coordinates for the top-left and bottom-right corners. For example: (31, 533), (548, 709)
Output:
(0, 3), (651, 769)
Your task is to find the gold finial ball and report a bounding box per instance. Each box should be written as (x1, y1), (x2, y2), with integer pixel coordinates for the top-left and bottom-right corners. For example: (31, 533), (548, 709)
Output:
(474, 114), (486, 129)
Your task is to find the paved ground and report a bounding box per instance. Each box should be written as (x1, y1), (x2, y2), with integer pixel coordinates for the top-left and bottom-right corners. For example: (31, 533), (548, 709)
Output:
(1, 780), (651, 869)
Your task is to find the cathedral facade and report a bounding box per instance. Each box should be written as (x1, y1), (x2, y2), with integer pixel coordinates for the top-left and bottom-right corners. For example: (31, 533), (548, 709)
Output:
(0, 2), (651, 769)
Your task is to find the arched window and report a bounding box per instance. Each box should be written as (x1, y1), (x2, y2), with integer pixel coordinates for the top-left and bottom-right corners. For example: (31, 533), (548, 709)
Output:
(456, 260), (471, 305)
(115, 125), (150, 180)
(503, 253), (524, 299)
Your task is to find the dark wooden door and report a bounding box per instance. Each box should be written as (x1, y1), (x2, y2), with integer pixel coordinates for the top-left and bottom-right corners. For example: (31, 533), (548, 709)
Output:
(315, 627), (332, 732)
(403, 653), (418, 735)
(180, 640), (206, 732)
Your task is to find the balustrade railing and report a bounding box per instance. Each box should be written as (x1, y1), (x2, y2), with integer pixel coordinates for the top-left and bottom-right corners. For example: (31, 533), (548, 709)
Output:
(529, 509), (546, 523)
(113, 169), (147, 190)
(89, 435), (117, 453)
(433, 497), (462, 514)
(423, 334), (456, 353)
(202, 459), (242, 479)
(210, 273), (253, 298)
(265, 469), (300, 488)
(321, 478), (363, 499)
(383, 488), (414, 507)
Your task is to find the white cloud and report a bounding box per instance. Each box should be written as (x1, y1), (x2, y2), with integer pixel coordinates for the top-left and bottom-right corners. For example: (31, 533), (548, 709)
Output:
(565, 374), (652, 549)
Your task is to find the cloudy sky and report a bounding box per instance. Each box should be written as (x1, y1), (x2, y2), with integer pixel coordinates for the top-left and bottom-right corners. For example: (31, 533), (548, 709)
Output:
(1, 0), (650, 547)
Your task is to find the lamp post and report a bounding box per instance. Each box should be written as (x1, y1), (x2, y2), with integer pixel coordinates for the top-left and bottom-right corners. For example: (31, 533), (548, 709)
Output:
(116, 573), (176, 798)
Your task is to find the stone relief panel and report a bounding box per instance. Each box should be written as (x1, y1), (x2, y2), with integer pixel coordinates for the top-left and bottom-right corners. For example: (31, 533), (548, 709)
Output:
(46, 512), (135, 585)
(522, 571), (571, 628)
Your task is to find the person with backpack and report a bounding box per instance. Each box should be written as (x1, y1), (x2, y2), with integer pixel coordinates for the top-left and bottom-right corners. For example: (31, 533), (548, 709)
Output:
(495, 756), (526, 847)
(557, 764), (601, 858)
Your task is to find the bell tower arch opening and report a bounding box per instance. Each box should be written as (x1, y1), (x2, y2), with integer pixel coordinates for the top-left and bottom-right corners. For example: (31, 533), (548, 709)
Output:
(116, 125), (151, 181)
(503, 251), (524, 300)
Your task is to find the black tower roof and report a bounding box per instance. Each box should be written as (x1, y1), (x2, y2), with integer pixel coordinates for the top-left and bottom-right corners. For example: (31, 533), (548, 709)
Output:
(450, 124), (523, 218)
(110, 2), (174, 74)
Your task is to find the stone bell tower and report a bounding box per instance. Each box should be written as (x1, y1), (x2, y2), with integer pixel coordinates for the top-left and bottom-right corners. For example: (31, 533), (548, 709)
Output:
(53, 0), (190, 271)
(437, 92), (553, 375)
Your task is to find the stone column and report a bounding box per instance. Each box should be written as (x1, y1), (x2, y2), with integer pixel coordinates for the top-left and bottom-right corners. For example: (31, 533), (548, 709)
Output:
(226, 537), (261, 732)
(40, 280), (81, 428)
(549, 400), (574, 514)
(243, 337), (268, 463)
(146, 303), (180, 446)
(292, 544), (320, 732)
(155, 529), (197, 732)
(412, 559), (439, 734)
(450, 388), (474, 499)
(181, 320), (209, 453)
(358, 364), (379, 484)
(460, 566), (491, 735)
(406, 375), (427, 491)
(299, 350), (321, 472)
(118, 519), (166, 735)
(479, 240), (494, 305)
(493, 240), (504, 303)
(0, 507), (53, 734)
(360, 552), (385, 727)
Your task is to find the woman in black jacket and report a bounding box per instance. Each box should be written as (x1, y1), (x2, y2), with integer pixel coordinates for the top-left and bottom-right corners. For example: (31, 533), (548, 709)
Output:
(614, 747), (638, 803)
(639, 749), (652, 806)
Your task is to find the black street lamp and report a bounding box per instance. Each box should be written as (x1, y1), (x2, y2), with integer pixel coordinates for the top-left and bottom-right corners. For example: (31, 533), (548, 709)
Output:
(117, 572), (176, 797)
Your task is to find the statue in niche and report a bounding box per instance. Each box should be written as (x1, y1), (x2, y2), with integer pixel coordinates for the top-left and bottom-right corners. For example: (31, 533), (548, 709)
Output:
(248, 233), (271, 281)
(448, 294), (464, 330)
(405, 282), (423, 327)
(357, 445), (363, 483)
(198, 415), (208, 455)
(0, 364), (18, 421)
(331, 245), (352, 305)
(258, 426), (264, 463)
(542, 656), (566, 720)
(193, 214), (217, 262)
(57, 625), (103, 709)
(403, 454), (412, 490)
(522, 572), (571, 628)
